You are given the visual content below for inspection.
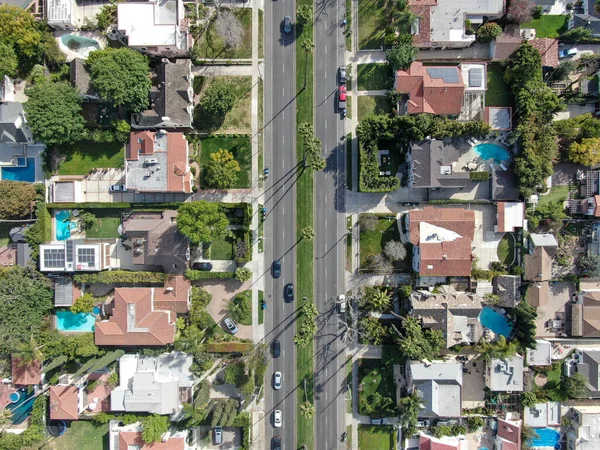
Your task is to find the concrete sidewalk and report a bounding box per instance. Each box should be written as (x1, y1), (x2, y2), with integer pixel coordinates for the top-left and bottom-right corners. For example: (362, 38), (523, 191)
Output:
(192, 62), (265, 77)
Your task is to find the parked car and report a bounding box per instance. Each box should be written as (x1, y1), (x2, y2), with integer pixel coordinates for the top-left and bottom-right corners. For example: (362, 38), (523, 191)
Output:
(284, 283), (294, 302)
(416, 419), (430, 428)
(192, 262), (213, 271)
(272, 259), (281, 278)
(370, 418), (383, 425)
(338, 294), (346, 313)
(109, 184), (127, 192)
(272, 436), (282, 450)
(213, 426), (223, 445)
(273, 371), (282, 390)
(273, 410), (283, 428)
(272, 339), (281, 358)
(559, 48), (577, 58)
(339, 66), (347, 84)
(223, 317), (238, 335)
(283, 16), (292, 34)
(338, 86), (347, 117)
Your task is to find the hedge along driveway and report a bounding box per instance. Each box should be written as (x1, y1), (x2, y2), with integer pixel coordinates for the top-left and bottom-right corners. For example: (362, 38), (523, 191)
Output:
(199, 135), (252, 188)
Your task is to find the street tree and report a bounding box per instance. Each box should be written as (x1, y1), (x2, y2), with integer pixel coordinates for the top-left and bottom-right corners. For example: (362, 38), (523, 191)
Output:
(297, 5), (313, 24)
(203, 149), (241, 189)
(301, 39), (315, 54)
(308, 154), (326, 171)
(476, 22), (502, 42)
(24, 81), (86, 147)
(359, 214), (378, 232)
(507, 0), (534, 24)
(87, 47), (151, 113)
(298, 122), (314, 139)
(300, 401), (315, 418)
(234, 267), (252, 282)
(383, 240), (407, 262)
(142, 415), (170, 444)
(0, 42), (18, 78)
(0, 181), (36, 219)
(398, 391), (423, 429)
(215, 10), (244, 49)
(177, 201), (229, 245)
(301, 226), (315, 241)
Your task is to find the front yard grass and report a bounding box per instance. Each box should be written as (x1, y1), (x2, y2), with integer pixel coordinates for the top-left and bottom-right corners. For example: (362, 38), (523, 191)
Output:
(199, 135), (252, 189)
(538, 185), (570, 208)
(357, 96), (392, 120)
(357, 0), (388, 49)
(85, 209), (121, 239)
(357, 64), (392, 90)
(357, 425), (396, 450)
(359, 214), (405, 270)
(357, 359), (396, 417)
(486, 64), (513, 108)
(192, 8), (253, 59)
(49, 420), (107, 450)
(194, 77), (252, 134)
(58, 141), (124, 175)
(497, 233), (516, 266)
(210, 231), (239, 260)
(522, 15), (568, 38)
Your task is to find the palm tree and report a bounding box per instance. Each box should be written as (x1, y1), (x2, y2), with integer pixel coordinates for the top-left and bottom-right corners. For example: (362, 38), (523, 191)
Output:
(398, 390), (423, 428)
(301, 39), (315, 89)
(174, 325), (205, 354)
(475, 335), (518, 361)
(364, 288), (391, 312)
(301, 227), (315, 241)
(300, 401), (315, 418)
(309, 155), (326, 171)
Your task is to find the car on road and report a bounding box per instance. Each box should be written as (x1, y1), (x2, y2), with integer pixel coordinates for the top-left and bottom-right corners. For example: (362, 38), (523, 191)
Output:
(559, 48), (577, 58)
(338, 86), (347, 117)
(273, 410), (282, 428)
(213, 426), (223, 444)
(109, 184), (127, 192)
(283, 16), (292, 34)
(273, 371), (282, 390)
(272, 436), (281, 450)
(337, 294), (346, 313)
(192, 262), (213, 271)
(284, 283), (294, 302)
(272, 339), (281, 358)
(223, 317), (238, 335)
(339, 66), (347, 84)
(272, 260), (281, 278)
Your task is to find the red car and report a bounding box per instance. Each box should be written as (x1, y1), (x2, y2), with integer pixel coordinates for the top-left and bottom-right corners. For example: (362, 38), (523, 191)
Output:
(338, 85), (347, 101)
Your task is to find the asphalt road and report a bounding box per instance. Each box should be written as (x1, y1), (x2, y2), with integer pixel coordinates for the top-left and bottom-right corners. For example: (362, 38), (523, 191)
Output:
(313, 0), (347, 448)
(263, 1), (299, 450)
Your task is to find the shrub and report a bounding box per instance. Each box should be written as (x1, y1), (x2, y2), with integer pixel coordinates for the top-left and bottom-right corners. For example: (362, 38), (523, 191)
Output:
(469, 171), (490, 181)
(185, 269), (234, 281)
(70, 293), (95, 314)
(74, 271), (168, 285)
(235, 267), (252, 282)
(200, 342), (253, 353)
(228, 291), (252, 325)
(233, 412), (251, 450)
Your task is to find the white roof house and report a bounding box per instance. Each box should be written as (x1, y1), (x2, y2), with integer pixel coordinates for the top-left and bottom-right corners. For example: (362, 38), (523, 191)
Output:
(407, 361), (463, 417)
(485, 355), (524, 392)
(527, 340), (553, 366)
(46, 0), (75, 29)
(524, 402), (561, 427)
(496, 202), (525, 233)
(567, 405), (600, 450)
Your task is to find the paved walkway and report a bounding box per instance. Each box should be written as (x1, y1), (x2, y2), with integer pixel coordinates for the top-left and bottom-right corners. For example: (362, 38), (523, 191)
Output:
(350, 50), (386, 64)
(192, 62), (264, 77)
(355, 90), (387, 96)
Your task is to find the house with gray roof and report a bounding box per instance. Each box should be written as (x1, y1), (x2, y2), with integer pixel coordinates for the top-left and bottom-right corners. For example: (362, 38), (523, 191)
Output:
(493, 275), (522, 307)
(111, 352), (193, 416)
(485, 355), (524, 392)
(0, 102), (33, 144)
(575, 350), (600, 398)
(131, 60), (193, 130)
(407, 140), (470, 189)
(406, 360), (463, 418)
(70, 59), (99, 101)
(569, 0), (600, 37)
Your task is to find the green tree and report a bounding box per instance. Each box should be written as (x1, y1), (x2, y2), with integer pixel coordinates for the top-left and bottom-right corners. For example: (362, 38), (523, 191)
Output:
(467, 415), (485, 430)
(174, 325), (205, 355)
(203, 149), (241, 189)
(301, 38), (315, 54)
(70, 293), (95, 314)
(0, 181), (36, 219)
(308, 154), (326, 171)
(300, 401), (315, 418)
(87, 47), (151, 112)
(96, 0), (119, 30)
(0, 5), (42, 58)
(224, 363), (246, 385)
(475, 335), (518, 361)
(228, 292), (252, 324)
(398, 391), (423, 429)
(360, 287), (391, 312)
(176, 201), (229, 245)
(79, 212), (96, 230)
(234, 267), (252, 282)
(398, 316), (445, 360)
(24, 81), (86, 147)
(301, 226), (315, 241)
(386, 41), (418, 71)
(561, 27), (592, 42)
(504, 44), (543, 90)
(14, 335), (43, 366)
(563, 372), (589, 399)
(569, 137), (600, 166)
(0, 42), (18, 78)
(576, 254), (600, 278)
(297, 5), (313, 23)
(476, 22), (502, 42)
(512, 300), (538, 350)
(196, 81), (236, 127)
(507, 0), (534, 24)
(141, 415), (170, 444)
(357, 317), (388, 345)
(548, 60), (576, 83)
(521, 391), (538, 408)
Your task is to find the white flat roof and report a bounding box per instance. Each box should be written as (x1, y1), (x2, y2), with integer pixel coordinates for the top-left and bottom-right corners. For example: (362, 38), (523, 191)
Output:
(501, 202), (525, 232)
(527, 340), (552, 366)
(118, 3), (178, 47)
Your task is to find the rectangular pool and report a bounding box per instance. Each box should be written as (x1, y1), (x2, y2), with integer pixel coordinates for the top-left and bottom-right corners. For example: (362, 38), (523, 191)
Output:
(56, 209), (77, 241)
(56, 311), (96, 332)
(1, 157), (36, 182)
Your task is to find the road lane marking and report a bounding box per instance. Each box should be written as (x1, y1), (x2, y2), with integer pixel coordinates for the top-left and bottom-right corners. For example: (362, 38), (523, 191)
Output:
(325, 194), (328, 204)
(282, 64), (285, 73)
(282, 207), (285, 215)
(282, 87), (285, 96)
(282, 111), (285, 120)
(282, 135), (285, 144)
(325, 45), (327, 55)
(325, 268), (328, 277)
(325, 119), (327, 129)
(325, 219), (327, 227)
(325, 417), (328, 425)
(324, 71), (327, 80)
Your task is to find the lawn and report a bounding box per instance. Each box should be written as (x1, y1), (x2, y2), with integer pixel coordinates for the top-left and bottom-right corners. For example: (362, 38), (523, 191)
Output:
(49, 420), (107, 450)
(486, 64), (513, 108)
(58, 141), (124, 175)
(231, 289), (252, 325)
(537, 185), (570, 208)
(357, 425), (396, 450)
(192, 8), (253, 59)
(357, 64), (392, 90)
(85, 209), (121, 239)
(195, 76), (253, 133)
(347, 96), (353, 119)
(357, 359), (396, 416)
(199, 135), (252, 189)
(497, 233), (516, 266)
(210, 231), (238, 260)
(536, 360), (567, 401)
(522, 15), (568, 38)
(358, 96), (392, 120)
(359, 214), (406, 270)
(357, 0), (388, 50)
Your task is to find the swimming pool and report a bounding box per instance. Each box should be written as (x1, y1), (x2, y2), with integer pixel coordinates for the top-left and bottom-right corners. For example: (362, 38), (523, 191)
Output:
(56, 210), (77, 241)
(1, 157), (36, 182)
(60, 34), (100, 57)
(474, 143), (510, 162)
(531, 427), (560, 448)
(6, 388), (35, 424)
(479, 306), (515, 338)
(56, 311), (96, 332)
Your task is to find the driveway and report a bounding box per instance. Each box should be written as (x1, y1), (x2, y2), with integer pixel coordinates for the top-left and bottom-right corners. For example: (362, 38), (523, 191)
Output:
(470, 204), (501, 270)
(190, 426), (241, 450)
(82, 168), (125, 202)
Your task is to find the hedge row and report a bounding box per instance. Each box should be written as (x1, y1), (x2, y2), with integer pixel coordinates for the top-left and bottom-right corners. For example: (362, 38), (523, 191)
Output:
(74, 270), (168, 285)
(201, 342), (253, 353)
(233, 412), (251, 450)
(185, 269), (234, 281)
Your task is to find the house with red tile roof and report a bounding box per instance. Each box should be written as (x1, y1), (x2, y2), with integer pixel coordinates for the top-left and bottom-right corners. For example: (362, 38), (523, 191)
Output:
(11, 357), (42, 386)
(109, 421), (188, 450)
(95, 277), (190, 346)
(125, 131), (193, 194)
(394, 62), (465, 116)
(49, 385), (82, 420)
(530, 38), (559, 67)
(406, 207), (475, 277)
(494, 418), (521, 450)
(419, 434), (468, 450)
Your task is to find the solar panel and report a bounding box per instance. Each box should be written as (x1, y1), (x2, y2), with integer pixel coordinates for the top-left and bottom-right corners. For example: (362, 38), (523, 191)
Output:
(44, 248), (65, 268)
(77, 247), (96, 267)
(469, 68), (483, 87)
(426, 67), (460, 83)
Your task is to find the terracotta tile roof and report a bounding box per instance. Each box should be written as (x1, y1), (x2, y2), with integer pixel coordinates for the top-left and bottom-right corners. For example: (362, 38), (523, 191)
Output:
(11, 357), (42, 385)
(409, 0), (437, 5)
(395, 62), (465, 115)
(410, 5), (431, 45)
(119, 432), (185, 450)
(409, 207), (475, 243)
(419, 435), (460, 450)
(497, 418), (521, 447)
(49, 385), (79, 420)
(524, 246), (553, 282)
(594, 195), (600, 216)
(154, 276), (191, 314)
(95, 287), (176, 346)
(530, 38), (559, 67)
(573, 291), (600, 337)
(419, 241), (473, 276)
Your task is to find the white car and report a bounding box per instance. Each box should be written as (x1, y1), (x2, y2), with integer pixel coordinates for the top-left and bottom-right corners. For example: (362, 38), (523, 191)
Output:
(109, 184), (127, 192)
(273, 371), (282, 390)
(273, 410), (282, 428)
(338, 294), (346, 313)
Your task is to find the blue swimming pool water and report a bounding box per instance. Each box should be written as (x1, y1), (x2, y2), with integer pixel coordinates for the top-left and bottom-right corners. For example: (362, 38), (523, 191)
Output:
(60, 34), (100, 57)
(474, 143), (510, 162)
(56, 210), (77, 241)
(6, 388), (35, 424)
(532, 427), (560, 448)
(479, 306), (515, 338)
(1, 157), (36, 182)
(56, 311), (96, 332)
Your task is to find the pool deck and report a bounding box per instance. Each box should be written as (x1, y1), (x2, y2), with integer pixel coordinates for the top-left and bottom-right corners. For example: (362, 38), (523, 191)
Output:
(0, 384), (17, 412)
(454, 137), (512, 174)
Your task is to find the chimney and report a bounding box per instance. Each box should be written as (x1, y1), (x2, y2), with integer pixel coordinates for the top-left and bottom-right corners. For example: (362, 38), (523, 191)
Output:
(442, 255), (447, 260)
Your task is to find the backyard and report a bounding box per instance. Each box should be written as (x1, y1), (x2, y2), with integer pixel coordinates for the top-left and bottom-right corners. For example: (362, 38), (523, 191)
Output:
(58, 142), (124, 175)
(357, 359), (396, 417)
(522, 15), (568, 38)
(192, 8), (253, 59)
(357, 64), (392, 90)
(537, 185), (570, 208)
(486, 64), (513, 108)
(358, 96), (392, 120)
(359, 214), (408, 271)
(49, 420), (107, 450)
(357, 425), (396, 450)
(497, 233), (516, 266)
(357, 0), (388, 49)
(85, 210), (121, 239)
(533, 359), (567, 402)
(199, 135), (252, 189)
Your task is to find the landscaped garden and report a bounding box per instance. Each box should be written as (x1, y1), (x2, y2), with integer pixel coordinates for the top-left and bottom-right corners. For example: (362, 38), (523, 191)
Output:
(58, 141), (124, 175)
(194, 77), (252, 134)
(357, 358), (396, 417)
(486, 64), (513, 108)
(357, 0), (388, 49)
(199, 135), (252, 189)
(522, 15), (568, 38)
(497, 233), (516, 266)
(537, 185), (569, 208)
(85, 209), (121, 239)
(357, 64), (393, 90)
(359, 213), (410, 271)
(358, 96), (393, 121)
(49, 420), (107, 450)
(357, 424), (396, 450)
(191, 8), (253, 59)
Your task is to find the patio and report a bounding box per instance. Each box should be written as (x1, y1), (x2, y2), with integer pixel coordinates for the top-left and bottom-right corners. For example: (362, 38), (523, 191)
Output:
(533, 281), (575, 338)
